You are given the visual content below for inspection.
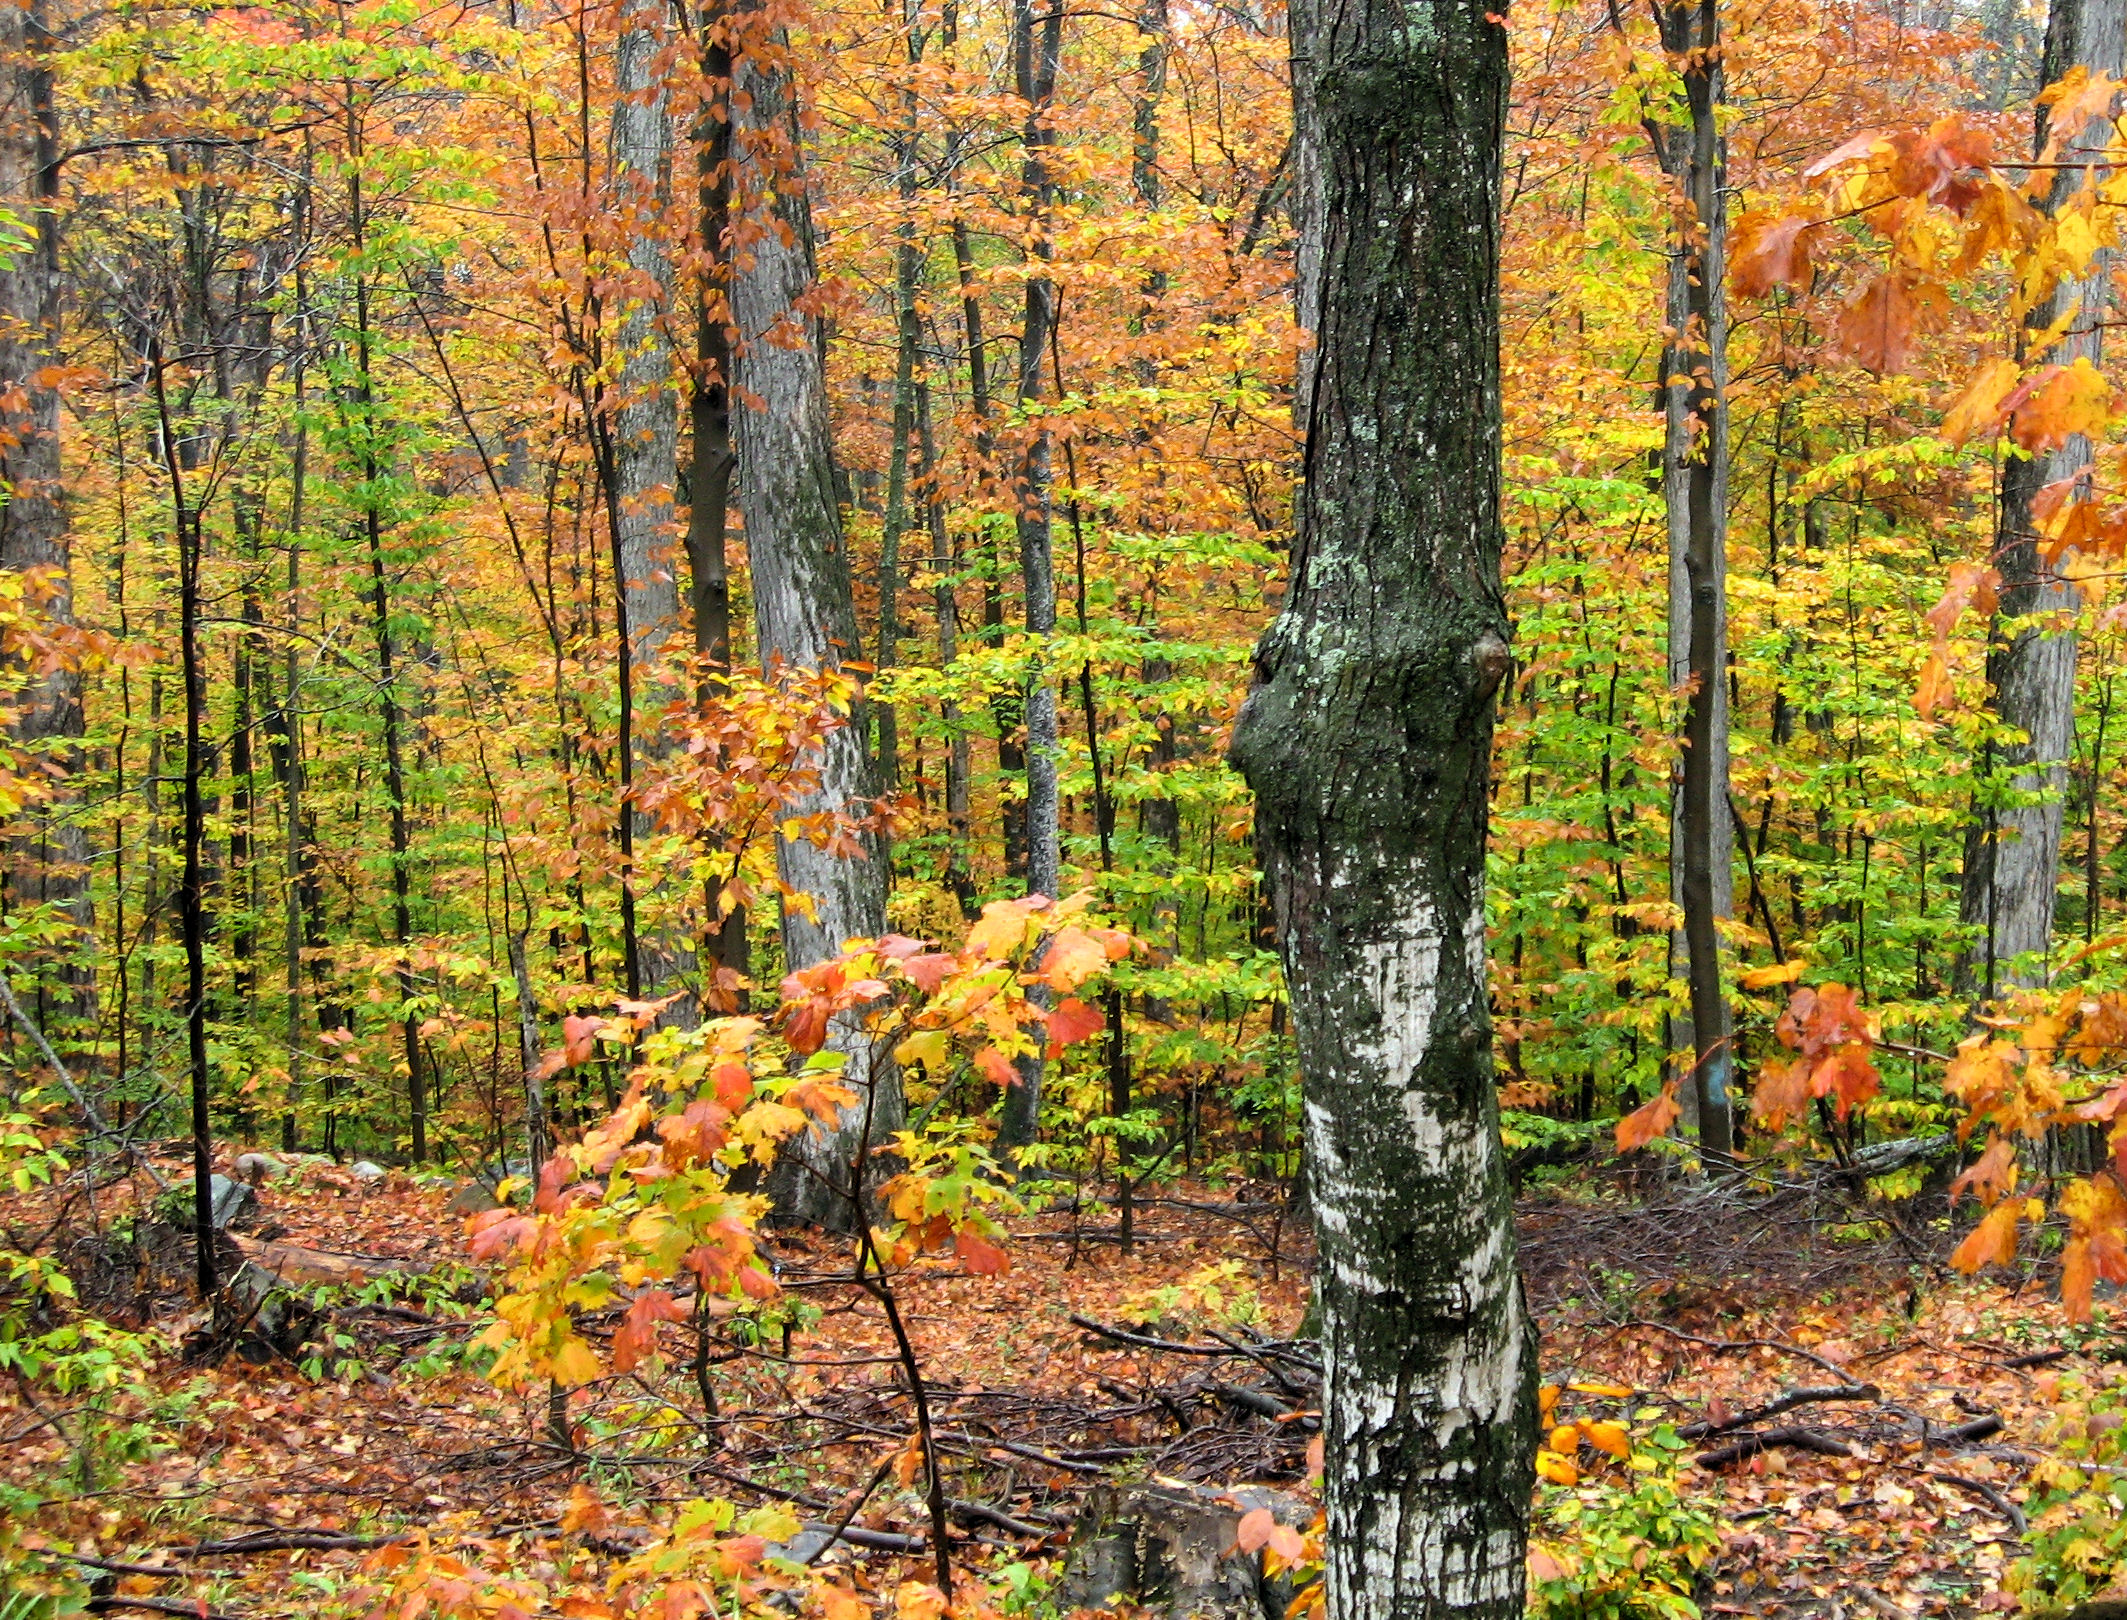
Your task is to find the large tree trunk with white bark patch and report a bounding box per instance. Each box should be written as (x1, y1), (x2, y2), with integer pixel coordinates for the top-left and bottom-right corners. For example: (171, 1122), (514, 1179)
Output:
(1227, 1), (1536, 1615)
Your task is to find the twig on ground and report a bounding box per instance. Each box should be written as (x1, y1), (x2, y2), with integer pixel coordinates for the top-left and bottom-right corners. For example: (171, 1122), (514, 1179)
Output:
(87, 1601), (241, 1620)
(1695, 1425), (1857, 1468)
(1679, 1383), (1879, 1439)
(1932, 1471), (2028, 1536)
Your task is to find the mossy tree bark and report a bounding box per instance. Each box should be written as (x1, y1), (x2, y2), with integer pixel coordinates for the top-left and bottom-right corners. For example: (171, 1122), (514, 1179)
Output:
(1227, 0), (1536, 1613)
(731, 36), (900, 1226)
(1959, 0), (2126, 994)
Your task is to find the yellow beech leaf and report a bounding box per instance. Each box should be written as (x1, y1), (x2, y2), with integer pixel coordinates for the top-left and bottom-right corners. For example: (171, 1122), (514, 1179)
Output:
(1738, 960), (1806, 991)
(895, 1028), (951, 1069)
(1538, 1383), (1561, 1420)
(1534, 1452), (1580, 1486)
(1580, 1420), (1632, 1459)
(1548, 1424), (1582, 1455)
(1567, 1380), (1634, 1398)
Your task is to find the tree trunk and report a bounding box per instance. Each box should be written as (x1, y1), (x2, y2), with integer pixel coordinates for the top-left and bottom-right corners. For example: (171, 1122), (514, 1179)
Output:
(994, 0), (1064, 1159)
(685, 0), (748, 995)
(731, 34), (899, 1226)
(613, 0), (693, 1011)
(1655, 0), (1734, 1158)
(1959, 0), (2125, 995)
(0, 0), (91, 1010)
(1226, 0), (1535, 1612)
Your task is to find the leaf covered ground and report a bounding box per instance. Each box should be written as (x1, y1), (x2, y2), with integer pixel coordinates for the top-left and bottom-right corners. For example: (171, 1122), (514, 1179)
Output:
(0, 1154), (2112, 1620)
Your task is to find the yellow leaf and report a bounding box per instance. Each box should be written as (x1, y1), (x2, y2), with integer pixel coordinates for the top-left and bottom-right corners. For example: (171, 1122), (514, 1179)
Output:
(1566, 1380), (1634, 1398)
(1534, 1452), (1580, 1486)
(550, 1334), (604, 1387)
(1580, 1420), (1632, 1459)
(1940, 358), (2020, 445)
(1548, 1424), (1582, 1455)
(1738, 961), (1805, 991)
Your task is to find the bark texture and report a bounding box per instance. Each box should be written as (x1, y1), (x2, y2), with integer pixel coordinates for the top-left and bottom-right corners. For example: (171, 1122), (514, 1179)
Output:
(0, 0), (90, 981)
(1227, 1), (1535, 1615)
(613, 0), (693, 1009)
(1959, 0), (2126, 993)
(731, 42), (899, 1225)
(1654, 0), (1734, 1154)
(994, 0), (1065, 1158)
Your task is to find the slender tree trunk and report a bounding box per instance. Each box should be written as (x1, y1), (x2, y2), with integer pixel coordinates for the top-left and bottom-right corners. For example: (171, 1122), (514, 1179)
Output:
(731, 30), (900, 1226)
(152, 349), (217, 1296)
(949, 214), (1023, 880)
(1655, 0), (1734, 1157)
(1227, 0), (1535, 1611)
(875, 10), (927, 795)
(994, 0), (1065, 1158)
(346, 151), (426, 1162)
(613, 0), (692, 1011)
(686, 0), (748, 994)
(1960, 0), (2125, 994)
(0, 0), (91, 1011)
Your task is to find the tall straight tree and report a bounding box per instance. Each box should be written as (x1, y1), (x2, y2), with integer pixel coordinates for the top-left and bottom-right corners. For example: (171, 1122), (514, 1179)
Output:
(1960, 0), (2126, 994)
(608, 0), (690, 1008)
(0, 0), (91, 1008)
(994, 0), (1064, 1157)
(1654, 0), (1734, 1156)
(731, 21), (899, 1226)
(1228, 0), (1534, 1613)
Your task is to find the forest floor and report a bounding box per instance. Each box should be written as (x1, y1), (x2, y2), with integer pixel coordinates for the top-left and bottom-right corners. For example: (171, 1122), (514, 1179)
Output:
(0, 1152), (2098, 1620)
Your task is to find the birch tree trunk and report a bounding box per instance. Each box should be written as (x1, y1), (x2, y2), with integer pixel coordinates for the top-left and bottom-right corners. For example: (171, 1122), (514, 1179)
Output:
(1656, 0), (1734, 1157)
(731, 36), (900, 1226)
(0, 0), (91, 1013)
(1959, 0), (2125, 994)
(1227, 0), (1536, 1612)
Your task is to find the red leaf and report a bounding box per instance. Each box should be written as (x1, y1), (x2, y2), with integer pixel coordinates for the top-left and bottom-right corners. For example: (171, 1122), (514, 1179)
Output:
(1731, 213), (1815, 298)
(973, 1046), (1016, 1086)
(901, 952), (956, 995)
(1836, 275), (1919, 375)
(1045, 996), (1106, 1056)
(562, 1014), (603, 1067)
(1235, 1507), (1276, 1554)
(1615, 1084), (1680, 1152)
(955, 1230), (1010, 1275)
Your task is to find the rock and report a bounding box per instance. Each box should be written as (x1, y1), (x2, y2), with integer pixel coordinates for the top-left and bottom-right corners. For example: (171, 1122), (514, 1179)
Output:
(446, 1179), (500, 1216)
(1058, 1480), (1310, 1620)
(155, 1175), (258, 1232)
(350, 1160), (387, 1185)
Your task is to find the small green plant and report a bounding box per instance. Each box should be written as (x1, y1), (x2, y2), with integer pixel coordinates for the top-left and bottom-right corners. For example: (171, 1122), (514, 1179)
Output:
(1528, 1424), (1719, 1620)
(988, 1558), (1057, 1616)
(1120, 1259), (1261, 1333)
(2008, 1373), (2127, 1615)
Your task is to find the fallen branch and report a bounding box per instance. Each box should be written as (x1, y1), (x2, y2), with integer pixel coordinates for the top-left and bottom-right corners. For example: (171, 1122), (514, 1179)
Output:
(87, 1601), (241, 1620)
(1631, 1321), (1861, 1383)
(800, 1521), (927, 1554)
(1695, 1425), (1856, 1469)
(948, 1498), (1052, 1538)
(1679, 1383), (1879, 1439)
(172, 1529), (406, 1558)
(1928, 1414), (2003, 1447)
(1934, 1471), (2027, 1536)
(1068, 1314), (1242, 1357)
(1210, 1380), (1293, 1422)
(2001, 1347), (2072, 1370)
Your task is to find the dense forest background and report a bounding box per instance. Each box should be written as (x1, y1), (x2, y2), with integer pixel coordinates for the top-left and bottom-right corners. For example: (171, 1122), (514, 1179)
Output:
(0, 0), (2092, 1178)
